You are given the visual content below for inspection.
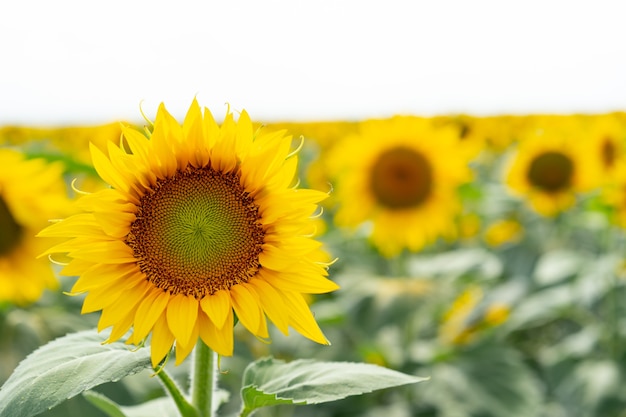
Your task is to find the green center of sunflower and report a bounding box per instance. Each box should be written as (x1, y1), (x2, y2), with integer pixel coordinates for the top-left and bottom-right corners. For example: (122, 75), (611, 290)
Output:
(526, 151), (574, 192)
(0, 194), (22, 256)
(370, 146), (433, 209)
(126, 167), (265, 299)
(602, 137), (616, 168)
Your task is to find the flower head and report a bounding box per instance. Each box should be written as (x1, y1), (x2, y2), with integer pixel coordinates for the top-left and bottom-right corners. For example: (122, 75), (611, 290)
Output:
(505, 117), (598, 216)
(0, 149), (70, 304)
(329, 116), (472, 257)
(584, 114), (626, 182)
(39, 99), (339, 366)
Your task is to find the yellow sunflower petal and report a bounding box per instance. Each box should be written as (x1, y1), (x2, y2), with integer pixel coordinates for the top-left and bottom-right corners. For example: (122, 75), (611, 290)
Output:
(106, 141), (154, 193)
(60, 258), (95, 277)
(166, 294), (199, 348)
(93, 211), (135, 238)
(230, 284), (264, 337)
(89, 143), (136, 201)
(71, 263), (136, 293)
(198, 310), (233, 356)
(82, 271), (144, 313)
(120, 125), (152, 167)
(183, 98), (209, 169)
(282, 291), (329, 345)
(69, 240), (137, 263)
(150, 115), (178, 178)
(260, 268), (339, 294)
(132, 290), (170, 343)
(175, 317), (200, 365)
(97, 280), (151, 335)
(36, 214), (102, 238)
(201, 106), (220, 148)
(200, 289), (231, 329)
(235, 110), (254, 156)
(150, 313), (175, 367)
(77, 189), (137, 214)
(247, 278), (289, 335)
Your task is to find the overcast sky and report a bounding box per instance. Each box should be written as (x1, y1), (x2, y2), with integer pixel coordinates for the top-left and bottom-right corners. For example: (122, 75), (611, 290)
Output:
(1, 0), (625, 125)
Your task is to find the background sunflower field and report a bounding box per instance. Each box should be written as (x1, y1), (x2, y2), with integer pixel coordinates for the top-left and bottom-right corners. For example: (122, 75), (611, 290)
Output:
(2, 111), (626, 417)
(3, 1), (626, 416)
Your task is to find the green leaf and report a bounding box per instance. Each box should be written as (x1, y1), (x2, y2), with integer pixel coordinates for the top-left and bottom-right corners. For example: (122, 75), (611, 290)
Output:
(240, 357), (427, 414)
(241, 388), (299, 409)
(422, 343), (542, 417)
(0, 329), (152, 417)
(121, 397), (181, 417)
(83, 391), (128, 417)
(408, 248), (502, 280)
(84, 391), (189, 417)
(534, 249), (585, 286)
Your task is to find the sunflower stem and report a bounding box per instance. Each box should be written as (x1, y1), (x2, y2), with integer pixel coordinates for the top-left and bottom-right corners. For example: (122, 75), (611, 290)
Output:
(155, 366), (199, 417)
(191, 339), (218, 417)
(238, 406), (255, 417)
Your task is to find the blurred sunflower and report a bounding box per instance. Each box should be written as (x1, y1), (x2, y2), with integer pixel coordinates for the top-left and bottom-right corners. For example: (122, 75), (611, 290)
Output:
(505, 117), (598, 216)
(483, 218), (524, 247)
(1, 124), (126, 193)
(439, 286), (509, 346)
(329, 116), (472, 257)
(39, 99), (339, 367)
(457, 212), (481, 240)
(0, 123), (124, 166)
(264, 120), (361, 204)
(433, 114), (525, 157)
(584, 114), (626, 182)
(0, 149), (70, 305)
(600, 161), (626, 228)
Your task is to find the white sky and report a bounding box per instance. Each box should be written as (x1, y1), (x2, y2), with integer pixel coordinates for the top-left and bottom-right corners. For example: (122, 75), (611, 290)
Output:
(1, 0), (626, 125)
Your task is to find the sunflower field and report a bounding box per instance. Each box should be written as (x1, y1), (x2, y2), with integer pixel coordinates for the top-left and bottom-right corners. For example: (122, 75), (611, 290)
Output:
(1, 104), (626, 417)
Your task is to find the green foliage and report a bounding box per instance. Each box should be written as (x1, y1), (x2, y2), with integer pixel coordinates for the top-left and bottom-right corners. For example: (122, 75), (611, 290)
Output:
(421, 344), (542, 417)
(84, 391), (183, 417)
(0, 330), (151, 417)
(240, 357), (427, 415)
(83, 391), (128, 417)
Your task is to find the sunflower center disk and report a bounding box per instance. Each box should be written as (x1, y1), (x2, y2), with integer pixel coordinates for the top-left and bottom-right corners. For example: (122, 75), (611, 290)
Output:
(127, 168), (265, 298)
(602, 137), (616, 168)
(0, 195), (22, 256)
(527, 151), (574, 192)
(370, 147), (433, 209)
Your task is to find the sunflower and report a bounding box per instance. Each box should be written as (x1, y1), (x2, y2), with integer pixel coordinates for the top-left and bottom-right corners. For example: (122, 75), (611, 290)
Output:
(483, 218), (524, 247)
(0, 149), (70, 305)
(439, 286), (509, 346)
(39, 99), (339, 366)
(505, 116), (598, 216)
(263, 120), (361, 207)
(584, 114), (626, 182)
(600, 161), (626, 228)
(0, 123), (125, 167)
(329, 116), (472, 257)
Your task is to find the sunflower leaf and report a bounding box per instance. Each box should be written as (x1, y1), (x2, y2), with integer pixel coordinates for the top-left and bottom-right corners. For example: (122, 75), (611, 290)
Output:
(120, 397), (182, 417)
(0, 329), (152, 417)
(85, 391), (183, 417)
(240, 357), (428, 413)
(83, 391), (128, 417)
